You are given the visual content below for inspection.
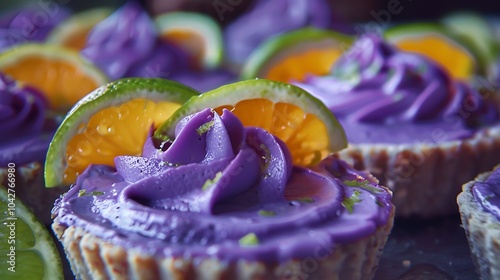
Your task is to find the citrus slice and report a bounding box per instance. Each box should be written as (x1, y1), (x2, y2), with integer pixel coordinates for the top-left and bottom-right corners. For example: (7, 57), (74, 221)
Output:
(46, 8), (112, 51)
(155, 12), (223, 70)
(0, 44), (108, 112)
(384, 23), (478, 80)
(441, 12), (497, 75)
(0, 185), (63, 279)
(154, 79), (347, 167)
(241, 28), (353, 83)
(45, 78), (199, 188)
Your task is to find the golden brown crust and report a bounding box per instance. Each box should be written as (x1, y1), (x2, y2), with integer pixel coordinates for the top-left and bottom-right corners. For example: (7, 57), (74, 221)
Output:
(337, 126), (500, 218)
(53, 205), (395, 280)
(457, 169), (500, 280)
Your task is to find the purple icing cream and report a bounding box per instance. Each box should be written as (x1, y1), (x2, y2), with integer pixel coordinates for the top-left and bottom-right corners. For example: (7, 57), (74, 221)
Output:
(81, 2), (188, 80)
(169, 69), (237, 92)
(53, 109), (392, 261)
(297, 34), (499, 144)
(224, 0), (331, 65)
(473, 167), (500, 220)
(0, 73), (57, 167)
(0, 5), (70, 51)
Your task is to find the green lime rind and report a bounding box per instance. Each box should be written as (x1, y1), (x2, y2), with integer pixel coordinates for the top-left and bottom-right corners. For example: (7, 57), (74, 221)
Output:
(241, 27), (354, 80)
(0, 185), (63, 280)
(384, 22), (485, 75)
(441, 11), (498, 74)
(46, 7), (113, 45)
(154, 79), (347, 154)
(44, 78), (199, 188)
(155, 11), (223, 69)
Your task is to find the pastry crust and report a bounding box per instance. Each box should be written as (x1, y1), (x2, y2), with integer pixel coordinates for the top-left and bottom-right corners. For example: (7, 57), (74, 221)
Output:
(337, 125), (500, 218)
(457, 169), (500, 280)
(52, 205), (395, 280)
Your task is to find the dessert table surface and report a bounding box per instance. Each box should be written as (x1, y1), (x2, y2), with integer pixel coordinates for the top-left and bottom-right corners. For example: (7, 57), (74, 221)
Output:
(375, 214), (479, 280)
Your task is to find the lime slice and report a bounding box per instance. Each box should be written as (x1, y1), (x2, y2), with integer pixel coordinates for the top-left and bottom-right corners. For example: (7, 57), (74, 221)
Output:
(155, 11), (223, 70)
(0, 43), (108, 112)
(241, 27), (353, 83)
(384, 23), (479, 80)
(47, 8), (112, 50)
(441, 12), (497, 75)
(0, 185), (63, 279)
(45, 78), (199, 188)
(154, 79), (347, 166)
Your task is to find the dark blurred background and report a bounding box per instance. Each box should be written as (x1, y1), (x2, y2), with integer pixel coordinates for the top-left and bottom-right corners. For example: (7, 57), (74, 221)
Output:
(1, 0), (499, 24)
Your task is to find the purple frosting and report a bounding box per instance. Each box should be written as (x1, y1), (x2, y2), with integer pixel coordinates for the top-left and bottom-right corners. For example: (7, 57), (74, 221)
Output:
(224, 0), (331, 65)
(297, 34), (499, 144)
(473, 167), (500, 220)
(53, 109), (392, 261)
(81, 2), (189, 80)
(0, 5), (70, 51)
(0, 73), (57, 166)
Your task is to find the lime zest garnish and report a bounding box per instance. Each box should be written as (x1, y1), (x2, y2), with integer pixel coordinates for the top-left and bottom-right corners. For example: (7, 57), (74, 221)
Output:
(297, 197), (315, 203)
(343, 179), (382, 194)
(239, 232), (259, 246)
(78, 189), (104, 197)
(196, 120), (215, 135)
(78, 189), (86, 197)
(258, 210), (276, 217)
(342, 190), (362, 214)
(201, 172), (223, 191)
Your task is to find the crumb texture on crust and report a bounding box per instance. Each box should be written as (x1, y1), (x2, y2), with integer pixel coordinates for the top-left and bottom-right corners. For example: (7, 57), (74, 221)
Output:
(52, 205), (394, 280)
(458, 170), (500, 280)
(337, 125), (500, 218)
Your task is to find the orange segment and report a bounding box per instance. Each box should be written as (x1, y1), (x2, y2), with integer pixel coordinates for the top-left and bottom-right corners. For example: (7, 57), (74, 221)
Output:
(63, 98), (180, 184)
(2, 57), (100, 109)
(0, 44), (108, 112)
(266, 48), (343, 82)
(394, 35), (475, 80)
(57, 29), (92, 50)
(214, 99), (330, 166)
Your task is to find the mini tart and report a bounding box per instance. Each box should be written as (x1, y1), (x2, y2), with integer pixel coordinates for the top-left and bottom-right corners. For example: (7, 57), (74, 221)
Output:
(338, 125), (500, 218)
(457, 166), (500, 280)
(53, 207), (394, 280)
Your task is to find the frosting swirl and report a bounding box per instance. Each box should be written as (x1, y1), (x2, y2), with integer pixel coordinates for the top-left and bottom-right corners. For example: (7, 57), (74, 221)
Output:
(81, 2), (188, 80)
(54, 109), (392, 261)
(0, 73), (56, 166)
(224, 0), (331, 64)
(297, 34), (499, 143)
(473, 166), (500, 220)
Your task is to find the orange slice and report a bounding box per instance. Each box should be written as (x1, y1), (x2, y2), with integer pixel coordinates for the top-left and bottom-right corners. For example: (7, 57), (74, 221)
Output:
(241, 28), (353, 83)
(155, 79), (347, 167)
(0, 44), (108, 112)
(385, 23), (478, 80)
(45, 78), (199, 187)
(47, 8), (112, 50)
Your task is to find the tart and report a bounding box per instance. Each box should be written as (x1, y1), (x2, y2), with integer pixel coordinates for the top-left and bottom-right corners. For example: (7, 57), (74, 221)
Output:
(297, 34), (500, 218)
(457, 165), (500, 280)
(52, 106), (394, 279)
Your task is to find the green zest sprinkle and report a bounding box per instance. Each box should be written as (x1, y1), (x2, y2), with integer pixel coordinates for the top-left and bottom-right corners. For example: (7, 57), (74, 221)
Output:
(78, 190), (104, 197)
(343, 179), (382, 194)
(239, 233), (259, 246)
(342, 190), (362, 214)
(375, 199), (385, 208)
(78, 189), (86, 197)
(297, 197), (315, 203)
(201, 172), (223, 191)
(196, 120), (215, 135)
(258, 210), (276, 217)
